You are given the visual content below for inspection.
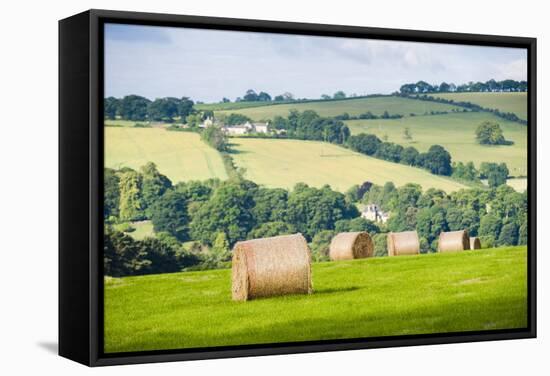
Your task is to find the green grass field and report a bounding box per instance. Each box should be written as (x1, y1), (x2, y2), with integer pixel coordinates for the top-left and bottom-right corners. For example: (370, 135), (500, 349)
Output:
(346, 112), (527, 176)
(104, 246), (527, 353)
(216, 96), (461, 121)
(104, 127), (228, 183)
(195, 101), (284, 111)
(230, 138), (467, 192)
(114, 221), (155, 240)
(434, 92), (527, 120)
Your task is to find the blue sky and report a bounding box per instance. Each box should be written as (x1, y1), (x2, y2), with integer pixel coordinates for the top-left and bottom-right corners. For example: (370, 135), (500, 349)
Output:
(104, 23), (527, 102)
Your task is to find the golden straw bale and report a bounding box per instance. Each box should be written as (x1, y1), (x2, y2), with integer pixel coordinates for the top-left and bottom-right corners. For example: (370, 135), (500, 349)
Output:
(329, 232), (374, 261)
(387, 231), (420, 256)
(470, 237), (481, 250)
(231, 233), (312, 301)
(438, 230), (470, 252)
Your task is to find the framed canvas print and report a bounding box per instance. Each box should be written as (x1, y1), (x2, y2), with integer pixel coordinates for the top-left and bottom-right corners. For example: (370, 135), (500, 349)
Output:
(59, 9), (536, 366)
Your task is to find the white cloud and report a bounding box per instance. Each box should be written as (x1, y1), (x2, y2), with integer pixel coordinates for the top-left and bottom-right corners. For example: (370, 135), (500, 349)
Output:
(104, 24), (528, 102)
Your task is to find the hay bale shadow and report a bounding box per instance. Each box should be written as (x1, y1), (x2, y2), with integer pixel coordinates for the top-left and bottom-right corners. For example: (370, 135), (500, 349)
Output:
(314, 286), (361, 295)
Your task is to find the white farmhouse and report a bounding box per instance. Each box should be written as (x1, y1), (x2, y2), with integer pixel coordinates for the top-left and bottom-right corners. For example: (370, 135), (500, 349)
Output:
(223, 121), (270, 135)
(252, 122), (269, 134)
(361, 204), (389, 223)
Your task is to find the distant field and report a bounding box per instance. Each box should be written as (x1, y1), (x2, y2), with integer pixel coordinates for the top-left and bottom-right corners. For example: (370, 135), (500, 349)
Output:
(434, 92), (527, 120)
(216, 96), (462, 121)
(506, 178), (528, 192)
(104, 128), (228, 183)
(104, 119), (148, 127)
(346, 112), (527, 177)
(230, 138), (467, 192)
(195, 101), (285, 111)
(104, 246), (527, 353)
(114, 221), (155, 240)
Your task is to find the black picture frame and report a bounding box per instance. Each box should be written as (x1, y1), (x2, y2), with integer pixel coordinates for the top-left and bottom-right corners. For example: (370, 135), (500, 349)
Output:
(59, 9), (537, 367)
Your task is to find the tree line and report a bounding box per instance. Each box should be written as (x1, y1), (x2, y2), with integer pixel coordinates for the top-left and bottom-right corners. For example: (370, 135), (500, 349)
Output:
(104, 95), (195, 122)
(105, 164), (361, 276)
(399, 79), (527, 95)
(355, 181), (527, 253)
(104, 161), (525, 276)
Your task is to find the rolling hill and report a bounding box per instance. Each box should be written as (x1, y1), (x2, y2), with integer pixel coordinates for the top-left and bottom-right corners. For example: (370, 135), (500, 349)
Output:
(104, 127), (228, 182)
(346, 112), (527, 177)
(433, 92), (527, 120)
(230, 138), (468, 192)
(215, 96), (462, 121)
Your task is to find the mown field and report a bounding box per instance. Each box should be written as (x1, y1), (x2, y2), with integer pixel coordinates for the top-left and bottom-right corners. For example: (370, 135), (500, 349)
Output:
(346, 112), (527, 177)
(230, 138), (467, 192)
(104, 246), (527, 353)
(104, 128), (228, 182)
(216, 96), (461, 121)
(114, 221), (155, 240)
(434, 92), (527, 120)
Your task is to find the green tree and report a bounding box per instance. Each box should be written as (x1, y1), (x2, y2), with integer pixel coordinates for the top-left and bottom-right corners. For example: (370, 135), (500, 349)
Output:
(150, 190), (189, 241)
(310, 230), (336, 261)
(103, 228), (148, 277)
(480, 162), (509, 187)
(372, 233), (388, 257)
(248, 221), (296, 239)
(347, 133), (381, 156)
(200, 232), (232, 269)
(476, 121), (507, 145)
(518, 220), (528, 245)
(333, 91), (346, 99)
(138, 237), (181, 274)
(479, 213), (502, 240)
(400, 146), (420, 166)
(334, 217), (380, 233)
(190, 181), (257, 245)
(286, 184), (359, 240)
(140, 162), (172, 216)
(251, 188), (288, 224)
(147, 97), (180, 122)
(498, 222), (519, 246)
(118, 170), (144, 221)
(421, 145), (452, 175)
(104, 97), (119, 119)
(396, 183), (422, 211)
(201, 126), (228, 151)
(119, 95), (151, 121)
(104, 168), (120, 219)
(225, 113), (252, 125)
(178, 97), (195, 120)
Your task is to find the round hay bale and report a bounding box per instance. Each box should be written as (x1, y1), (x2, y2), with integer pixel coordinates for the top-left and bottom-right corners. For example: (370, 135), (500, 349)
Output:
(231, 233), (312, 301)
(470, 236), (481, 250)
(387, 231), (420, 256)
(329, 232), (374, 260)
(438, 230), (470, 252)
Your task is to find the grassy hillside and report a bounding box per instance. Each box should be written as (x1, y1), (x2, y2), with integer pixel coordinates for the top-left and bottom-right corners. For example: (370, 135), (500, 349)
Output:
(216, 96), (462, 121)
(104, 128), (228, 182)
(434, 92), (527, 120)
(346, 112), (527, 177)
(230, 138), (467, 192)
(104, 246), (527, 353)
(195, 101), (283, 111)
